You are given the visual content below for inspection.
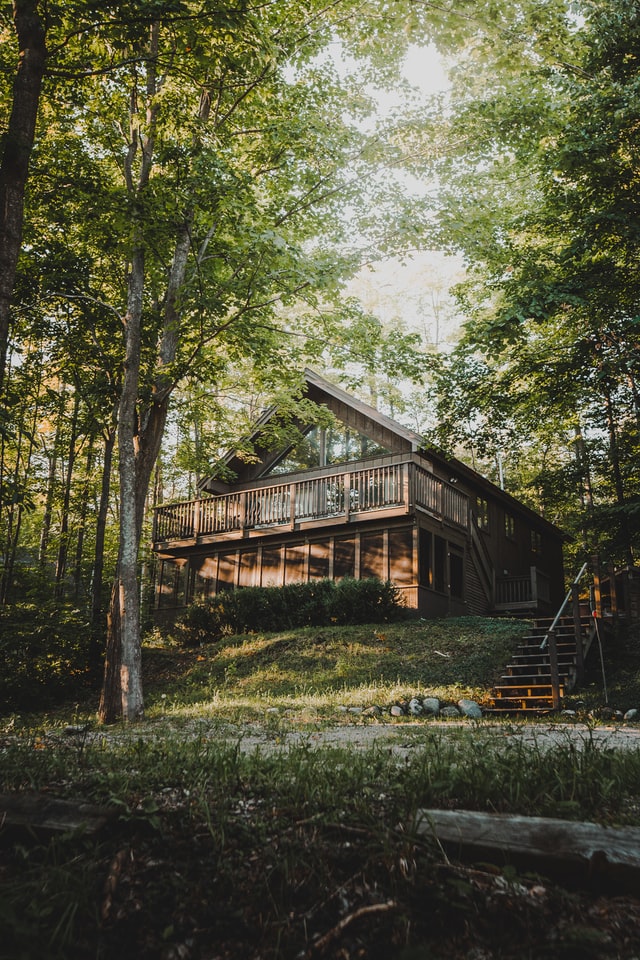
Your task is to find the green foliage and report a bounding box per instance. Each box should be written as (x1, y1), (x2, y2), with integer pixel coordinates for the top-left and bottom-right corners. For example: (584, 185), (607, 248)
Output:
(176, 577), (407, 645)
(1, 722), (639, 958)
(0, 600), (93, 712)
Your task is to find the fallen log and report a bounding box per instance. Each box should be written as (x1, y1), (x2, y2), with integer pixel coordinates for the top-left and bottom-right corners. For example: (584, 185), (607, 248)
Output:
(0, 792), (113, 839)
(415, 808), (640, 892)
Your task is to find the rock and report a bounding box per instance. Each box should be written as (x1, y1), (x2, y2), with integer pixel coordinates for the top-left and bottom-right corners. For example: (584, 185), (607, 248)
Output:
(458, 699), (482, 719)
(363, 705), (382, 717)
(440, 705), (461, 718)
(347, 706), (363, 715)
(390, 704), (405, 717)
(408, 698), (423, 716)
(337, 705), (349, 713)
(560, 709), (577, 718)
(422, 697), (440, 716)
(624, 708), (638, 722)
(265, 707), (279, 715)
(598, 706), (616, 720)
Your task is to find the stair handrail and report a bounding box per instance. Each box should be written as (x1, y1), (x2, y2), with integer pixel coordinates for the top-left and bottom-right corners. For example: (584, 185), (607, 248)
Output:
(539, 562), (588, 651)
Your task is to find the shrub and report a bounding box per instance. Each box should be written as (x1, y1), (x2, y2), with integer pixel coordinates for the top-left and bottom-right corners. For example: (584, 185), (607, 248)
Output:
(175, 577), (407, 645)
(0, 602), (93, 713)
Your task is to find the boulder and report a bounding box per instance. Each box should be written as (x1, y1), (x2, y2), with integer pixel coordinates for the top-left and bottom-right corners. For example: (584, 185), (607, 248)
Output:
(458, 698), (482, 719)
(624, 708), (638, 722)
(363, 705), (382, 717)
(408, 698), (423, 716)
(390, 704), (405, 717)
(422, 697), (440, 716)
(440, 705), (461, 718)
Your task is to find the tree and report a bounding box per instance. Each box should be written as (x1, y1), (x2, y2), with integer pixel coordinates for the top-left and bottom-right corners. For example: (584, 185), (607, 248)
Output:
(7, 0), (444, 721)
(420, 0), (640, 565)
(0, 0), (46, 393)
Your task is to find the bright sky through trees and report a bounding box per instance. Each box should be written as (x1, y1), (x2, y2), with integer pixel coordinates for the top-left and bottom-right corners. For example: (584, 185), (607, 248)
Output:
(348, 43), (464, 347)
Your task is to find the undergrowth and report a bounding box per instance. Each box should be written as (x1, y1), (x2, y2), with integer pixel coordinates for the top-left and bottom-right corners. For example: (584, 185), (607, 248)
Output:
(1, 728), (640, 959)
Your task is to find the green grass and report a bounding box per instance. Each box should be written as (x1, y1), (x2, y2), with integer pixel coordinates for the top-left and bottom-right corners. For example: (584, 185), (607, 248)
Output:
(138, 615), (529, 723)
(2, 616), (640, 959)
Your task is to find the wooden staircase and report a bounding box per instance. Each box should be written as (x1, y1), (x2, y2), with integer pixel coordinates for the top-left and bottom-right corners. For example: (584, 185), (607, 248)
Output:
(487, 616), (594, 715)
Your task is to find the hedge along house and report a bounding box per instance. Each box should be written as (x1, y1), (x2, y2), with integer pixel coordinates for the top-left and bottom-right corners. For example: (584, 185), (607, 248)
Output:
(152, 369), (565, 622)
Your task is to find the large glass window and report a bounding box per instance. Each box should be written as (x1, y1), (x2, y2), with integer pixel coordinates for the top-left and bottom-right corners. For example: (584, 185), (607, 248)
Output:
(265, 421), (390, 476)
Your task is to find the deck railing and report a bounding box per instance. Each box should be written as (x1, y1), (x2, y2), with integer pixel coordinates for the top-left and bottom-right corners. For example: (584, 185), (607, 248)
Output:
(153, 459), (469, 543)
(494, 566), (551, 610)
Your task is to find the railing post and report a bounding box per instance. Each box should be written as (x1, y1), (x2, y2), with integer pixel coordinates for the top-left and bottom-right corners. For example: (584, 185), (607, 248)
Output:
(289, 483), (296, 530)
(530, 565), (538, 606)
(239, 491), (247, 532)
(344, 472), (351, 521)
(572, 582), (585, 685)
(592, 555), (602, 618)
(548, 628), (562, 711)
(192, 499), (200, 539)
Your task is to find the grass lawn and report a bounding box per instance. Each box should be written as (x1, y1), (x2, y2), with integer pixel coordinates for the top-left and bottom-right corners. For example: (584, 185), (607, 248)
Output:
(2, 616), (640, 959)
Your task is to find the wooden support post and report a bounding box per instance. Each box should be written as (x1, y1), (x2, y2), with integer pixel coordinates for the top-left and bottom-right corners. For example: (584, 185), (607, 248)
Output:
(572, 583), (585, 685)
(547, 627), (561, 710)
(192, 499), (200, 539)
(592, 556), (602, 618)
(344, 473), (351, 521)
(608, 561), (618, 616)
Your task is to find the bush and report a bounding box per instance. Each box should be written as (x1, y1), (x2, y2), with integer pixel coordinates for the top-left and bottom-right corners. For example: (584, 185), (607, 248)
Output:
(0, 602), (93, 713)
(176, 577), (407, 645)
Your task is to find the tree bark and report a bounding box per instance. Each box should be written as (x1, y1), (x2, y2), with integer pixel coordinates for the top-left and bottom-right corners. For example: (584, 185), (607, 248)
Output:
(0, 0), (46, 393)
(99, 248), (146, 723)
(90, 421), (116, 664)
(99, 19), (203, 721)
(54, 390), (80, 599)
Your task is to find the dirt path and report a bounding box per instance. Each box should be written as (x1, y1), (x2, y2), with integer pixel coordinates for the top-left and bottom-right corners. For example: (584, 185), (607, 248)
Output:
(64, 716), (640, 755)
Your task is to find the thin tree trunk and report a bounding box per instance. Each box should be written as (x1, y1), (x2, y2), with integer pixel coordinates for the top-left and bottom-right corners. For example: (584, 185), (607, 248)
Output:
(73, 439), (95, 600)
(0, 373), (40, 603)
(38, 417), (61, 567)
(99, 247), (146, 723)
(55, 390), (80, 599)
(99, 22), (205, 722)
(0, 0), (46, 392)
(90, 420), (116, 670)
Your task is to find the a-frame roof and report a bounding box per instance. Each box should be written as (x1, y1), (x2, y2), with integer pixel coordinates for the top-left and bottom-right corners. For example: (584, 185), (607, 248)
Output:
(197, 369), (563, 537)
(199, 368), (421, 491)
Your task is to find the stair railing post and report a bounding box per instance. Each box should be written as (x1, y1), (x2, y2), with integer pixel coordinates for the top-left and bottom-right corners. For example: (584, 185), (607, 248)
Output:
(572, 582), (585, 685)
(547, 627), (562, 711)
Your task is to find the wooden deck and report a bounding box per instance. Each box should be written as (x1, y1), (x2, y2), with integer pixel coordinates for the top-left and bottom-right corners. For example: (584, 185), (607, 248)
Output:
(153, 456), (470, 546)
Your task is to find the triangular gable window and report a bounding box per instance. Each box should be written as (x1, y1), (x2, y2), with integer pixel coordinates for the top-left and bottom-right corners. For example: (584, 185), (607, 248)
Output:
(264, 422), (391, 477)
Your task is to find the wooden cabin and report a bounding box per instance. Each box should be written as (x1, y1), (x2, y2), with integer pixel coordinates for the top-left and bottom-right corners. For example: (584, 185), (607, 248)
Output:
(152, 370), (565, 621)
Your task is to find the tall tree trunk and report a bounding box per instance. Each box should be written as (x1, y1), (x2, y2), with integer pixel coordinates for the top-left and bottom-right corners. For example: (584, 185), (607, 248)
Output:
(89, 420), (116, 671)
(99, 248), (146, 723)
(38, 415), (61, 567)
(0, 0), (46, 393)
(54, 390), (80, 599)
(0, 374), (39, 603)
(99, 21), (204, 721)
(73, 439), (95, 601)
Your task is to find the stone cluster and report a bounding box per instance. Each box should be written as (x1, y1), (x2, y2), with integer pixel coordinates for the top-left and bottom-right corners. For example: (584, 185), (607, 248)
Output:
(338, 696), (483, 720)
